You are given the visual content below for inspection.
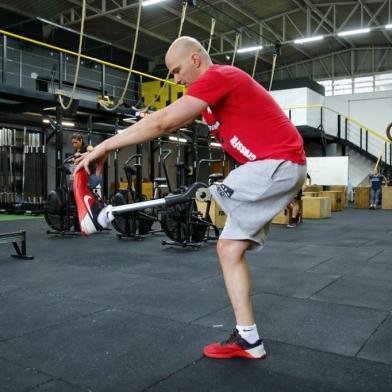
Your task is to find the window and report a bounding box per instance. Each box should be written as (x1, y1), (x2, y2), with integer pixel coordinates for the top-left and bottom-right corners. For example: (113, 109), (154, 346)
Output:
(375, 73), (392, 92)
(317, 72), (392, 96)
(334, 79), (353, 95)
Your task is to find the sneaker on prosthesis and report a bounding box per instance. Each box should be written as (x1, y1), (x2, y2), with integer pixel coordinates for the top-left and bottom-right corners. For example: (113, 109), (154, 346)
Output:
(73, 170), (105, 235)
(203, 328), (267, 359)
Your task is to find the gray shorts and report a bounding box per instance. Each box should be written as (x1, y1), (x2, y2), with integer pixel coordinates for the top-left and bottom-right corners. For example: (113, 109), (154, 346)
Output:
(209, 159), (307, 250)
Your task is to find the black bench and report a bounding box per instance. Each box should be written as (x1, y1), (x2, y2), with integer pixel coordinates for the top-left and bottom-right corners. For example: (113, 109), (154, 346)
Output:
(0, 231), (34, 260)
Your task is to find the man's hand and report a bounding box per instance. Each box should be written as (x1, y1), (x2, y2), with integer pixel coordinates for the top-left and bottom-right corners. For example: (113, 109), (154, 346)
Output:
(75, 142), (108, 175)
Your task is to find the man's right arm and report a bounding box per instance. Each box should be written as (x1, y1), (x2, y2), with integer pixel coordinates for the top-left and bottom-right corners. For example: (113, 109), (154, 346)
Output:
(104, 95), (208, 152)
(75, 95), (209, 174)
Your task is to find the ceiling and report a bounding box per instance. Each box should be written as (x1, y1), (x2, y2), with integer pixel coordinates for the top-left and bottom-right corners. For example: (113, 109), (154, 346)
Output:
(1, 0), (392, 82)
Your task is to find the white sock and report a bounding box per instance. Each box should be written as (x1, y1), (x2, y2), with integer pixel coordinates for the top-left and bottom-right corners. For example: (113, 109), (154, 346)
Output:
(236, 324), (260, 344)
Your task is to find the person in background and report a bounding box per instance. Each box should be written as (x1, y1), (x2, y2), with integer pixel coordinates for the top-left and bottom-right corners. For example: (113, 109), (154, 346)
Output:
(70, 133), (101, 189)
(287, 173), (311, 228)
(71, 132), (91, 155)
(369, 168), (388, 209)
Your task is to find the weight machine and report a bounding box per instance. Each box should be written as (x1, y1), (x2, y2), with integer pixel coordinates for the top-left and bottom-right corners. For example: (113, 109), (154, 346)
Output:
(111, 146), (156, 239)
(44, 154), (104, 235)
(96, 181), (214, 249)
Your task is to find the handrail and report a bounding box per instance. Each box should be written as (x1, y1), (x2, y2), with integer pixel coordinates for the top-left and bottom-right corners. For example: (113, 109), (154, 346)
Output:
(283, 104), (390, 143)
(0, 29), (182, 88)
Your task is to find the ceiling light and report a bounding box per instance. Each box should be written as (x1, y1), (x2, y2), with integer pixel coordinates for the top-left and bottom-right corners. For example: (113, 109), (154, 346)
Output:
(42, 119), (50, 124)
(386, 24), (392, 29)
(142, 0), (168, 6)
(294, 35), (324, 44)
(337, 28), (370, 37)
(210, 142), (222, 148)
(237, 45), (263, 54)
(169, 136), (187, 143)
(62, 121), (75, 127)
(123, 117), (136, 124)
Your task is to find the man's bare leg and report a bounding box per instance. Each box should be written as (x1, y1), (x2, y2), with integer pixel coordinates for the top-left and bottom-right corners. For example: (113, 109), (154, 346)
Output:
(202, 238), (266, 359)
(216, 238), (255, 325)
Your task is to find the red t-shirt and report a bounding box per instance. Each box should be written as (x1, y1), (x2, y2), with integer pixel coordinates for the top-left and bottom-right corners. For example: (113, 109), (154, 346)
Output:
(187, 64), (306, 165)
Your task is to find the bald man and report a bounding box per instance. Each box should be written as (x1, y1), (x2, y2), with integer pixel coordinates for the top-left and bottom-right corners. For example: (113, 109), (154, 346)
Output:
(76, 36), (307, 360)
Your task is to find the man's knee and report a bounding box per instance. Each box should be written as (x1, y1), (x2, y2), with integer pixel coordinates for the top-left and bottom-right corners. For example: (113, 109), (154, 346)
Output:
(216, 239), (249, 263)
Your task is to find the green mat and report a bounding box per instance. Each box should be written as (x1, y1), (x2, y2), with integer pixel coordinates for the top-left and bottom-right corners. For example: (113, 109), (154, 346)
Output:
(0, 214), (43, 222)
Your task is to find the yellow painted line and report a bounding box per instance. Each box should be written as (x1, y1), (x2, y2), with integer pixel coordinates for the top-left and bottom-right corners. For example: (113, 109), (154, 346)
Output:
(283, 104), (322, 110)
(325, 108), (389, 143)
(0, 29), (183, 89)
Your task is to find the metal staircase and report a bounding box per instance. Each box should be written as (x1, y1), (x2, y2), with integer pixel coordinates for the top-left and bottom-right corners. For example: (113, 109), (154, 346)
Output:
(284, 105), (392, 180)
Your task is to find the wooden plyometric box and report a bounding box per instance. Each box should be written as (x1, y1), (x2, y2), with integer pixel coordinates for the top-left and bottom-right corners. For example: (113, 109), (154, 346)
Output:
(304, 185), (323, 193)
(117, 181), (154, 200)
(329, 186), (348, 208)
(302, 197), (331, 219)
(319, 191), (343, 211)
(196, 197), (227, 229)
(272, 208), (291, 225)
(303, 192), (319, 197)
(354, 187), (370, 209)
(142, 182), (153, 200)
(382, 186), (392, 209)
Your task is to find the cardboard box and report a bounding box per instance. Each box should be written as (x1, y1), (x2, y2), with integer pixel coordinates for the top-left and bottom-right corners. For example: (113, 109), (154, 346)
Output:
(272, 208), (291, 224)
(319, 191), (343, 211)
(302, 197), (331, 219)
(196, 197), (227, 229)
(382, 186), (392, 209)
(354, 187), (370, 209)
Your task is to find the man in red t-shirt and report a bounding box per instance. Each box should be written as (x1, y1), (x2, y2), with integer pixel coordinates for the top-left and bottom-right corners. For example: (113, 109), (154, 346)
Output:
(76, 36), (307, 360)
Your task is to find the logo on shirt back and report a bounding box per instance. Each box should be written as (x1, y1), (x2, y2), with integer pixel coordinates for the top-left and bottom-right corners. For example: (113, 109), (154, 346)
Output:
(230, 136), (256, 161)
(208, 121), (221, 131)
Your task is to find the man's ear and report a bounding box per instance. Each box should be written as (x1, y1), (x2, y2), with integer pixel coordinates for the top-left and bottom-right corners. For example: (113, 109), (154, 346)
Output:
(192, 53), (202, 67)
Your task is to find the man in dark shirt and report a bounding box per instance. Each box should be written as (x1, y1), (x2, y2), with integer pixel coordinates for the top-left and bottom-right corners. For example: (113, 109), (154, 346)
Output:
(70, 133), (101, 189)
(369, 169), (387, 209)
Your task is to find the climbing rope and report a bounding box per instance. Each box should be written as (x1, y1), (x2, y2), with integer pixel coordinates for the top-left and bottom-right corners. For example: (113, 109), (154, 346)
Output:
(99, 0), (142, 111)
(207, 18), (216, 54)
(144, 1), (189, 109)
(269, 42), (281, 91)
(251, 46), (260, 79)
(57, 0), (86, 110)
(230, 32), (240, 66)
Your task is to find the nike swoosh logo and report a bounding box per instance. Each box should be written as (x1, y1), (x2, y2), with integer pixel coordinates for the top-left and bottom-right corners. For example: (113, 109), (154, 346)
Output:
(84, 195), (93, 218)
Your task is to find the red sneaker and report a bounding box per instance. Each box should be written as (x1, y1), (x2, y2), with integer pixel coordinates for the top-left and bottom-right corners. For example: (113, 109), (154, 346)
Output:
(73, 170), (103, 235)
(203, 329), (267, 359)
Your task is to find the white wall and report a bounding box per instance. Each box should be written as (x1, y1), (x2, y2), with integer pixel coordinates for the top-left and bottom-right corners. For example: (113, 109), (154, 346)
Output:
(325, 90), (392, 137)
(271, 87), (325, 127)
(347, 150), (374, 187)
(306, 89), (325, 128)
(307, 156), (349, 185)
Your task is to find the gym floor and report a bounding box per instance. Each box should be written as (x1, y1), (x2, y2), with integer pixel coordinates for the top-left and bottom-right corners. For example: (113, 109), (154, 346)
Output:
(1, 208), (392, 392)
